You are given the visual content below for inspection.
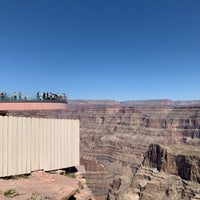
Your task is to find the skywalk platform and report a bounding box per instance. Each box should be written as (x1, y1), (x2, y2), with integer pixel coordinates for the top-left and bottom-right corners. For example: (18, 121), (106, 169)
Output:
(0, 100), (67, 111)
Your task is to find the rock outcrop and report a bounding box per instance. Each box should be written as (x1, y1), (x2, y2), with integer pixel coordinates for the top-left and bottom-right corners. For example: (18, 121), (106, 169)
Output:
(119, 166), (200, 200)
(0, 169), (95, 200)
(143, 144), (200, 183)
(112, 143), (200, 200)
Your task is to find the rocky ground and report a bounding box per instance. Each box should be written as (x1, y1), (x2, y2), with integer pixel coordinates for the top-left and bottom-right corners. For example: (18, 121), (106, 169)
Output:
(0, 169), (94, 200)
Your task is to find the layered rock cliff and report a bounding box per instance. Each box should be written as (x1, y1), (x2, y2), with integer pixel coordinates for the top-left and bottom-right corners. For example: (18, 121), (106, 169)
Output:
(143, 144), (200, 183)
(63, 102), (200, 197)
(118, 166), (200, 200)
(111, 144), (200, 200)
(6, 100), (200, 199)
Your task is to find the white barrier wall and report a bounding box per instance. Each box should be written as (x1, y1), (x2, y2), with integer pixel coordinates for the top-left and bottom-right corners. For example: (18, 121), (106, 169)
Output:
(0, 116), (79, 177)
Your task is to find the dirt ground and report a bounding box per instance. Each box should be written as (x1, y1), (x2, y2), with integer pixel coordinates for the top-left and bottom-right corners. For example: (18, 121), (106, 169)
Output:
(0, 171), (80, 200)
(94, 195), (106, 200)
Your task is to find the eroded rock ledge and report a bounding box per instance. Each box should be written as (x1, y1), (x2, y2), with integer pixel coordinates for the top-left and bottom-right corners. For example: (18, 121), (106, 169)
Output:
(107, 144), (200, 200)
(0, 169), (95, 200)
(123, 166), (200, 200)
(143, 144), (200, 183)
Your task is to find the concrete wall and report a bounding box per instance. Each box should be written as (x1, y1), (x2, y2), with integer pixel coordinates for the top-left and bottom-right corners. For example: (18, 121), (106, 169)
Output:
(0, 116), (79, 177)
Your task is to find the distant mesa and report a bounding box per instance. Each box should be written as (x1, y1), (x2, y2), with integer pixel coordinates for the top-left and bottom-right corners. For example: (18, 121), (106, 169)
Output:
(68, 99), (200, 108)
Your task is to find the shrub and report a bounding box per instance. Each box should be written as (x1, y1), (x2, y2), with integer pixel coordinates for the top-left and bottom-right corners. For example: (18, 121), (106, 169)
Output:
(4, 188), (19, 197)
(66, 173), (76, 178)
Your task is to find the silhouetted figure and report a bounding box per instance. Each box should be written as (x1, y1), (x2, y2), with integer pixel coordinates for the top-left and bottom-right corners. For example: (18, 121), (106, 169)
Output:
(43, 92), (46, 100)
(50, 92), (52, 100)
(46, 92), (49, 100)
(0, 92), (3, 100)
(37, 92), (40, 100)
(62, 93), (66, 101)
(19, 92), (22, 100)
(13, 92), (17, 100)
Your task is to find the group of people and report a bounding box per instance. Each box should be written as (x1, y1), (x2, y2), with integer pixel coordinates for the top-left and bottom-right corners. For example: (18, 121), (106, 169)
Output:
(0, 91), (22, 100)
(0, 91), (67, 102)
(36, 92), (67, 101)
(13, 91), (24, 100)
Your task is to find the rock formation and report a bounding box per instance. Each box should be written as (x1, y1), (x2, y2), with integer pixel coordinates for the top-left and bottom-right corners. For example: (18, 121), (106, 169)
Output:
(63, 101), (200, 198)
(111, 144), (200, 200)
(143, 144), (200, 183)
(62, 102), (200, 194)
(6, 99), (200, 199)
(0, 169), (95, 200)
(119, 166), (200, 200)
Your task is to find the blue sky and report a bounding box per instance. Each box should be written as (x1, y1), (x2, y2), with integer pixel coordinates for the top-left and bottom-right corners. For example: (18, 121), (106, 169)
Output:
(0, 0), (200, 101)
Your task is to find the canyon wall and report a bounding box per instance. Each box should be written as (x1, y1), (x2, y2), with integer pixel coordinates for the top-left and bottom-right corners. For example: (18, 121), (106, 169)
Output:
(7, 100), (200, 198)
(143, 144), (200, 183)
(63, 101), (200, 197)
(111, 144), (200, 200)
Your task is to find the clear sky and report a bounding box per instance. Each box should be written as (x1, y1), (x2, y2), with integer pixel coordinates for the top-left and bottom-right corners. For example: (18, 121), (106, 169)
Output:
(0, 0), (200, 101)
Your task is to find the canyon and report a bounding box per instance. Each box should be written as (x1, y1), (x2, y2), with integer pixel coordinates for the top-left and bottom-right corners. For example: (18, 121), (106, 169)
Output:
(7, 99), (200, 199)
(65, 100), (200, 199)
